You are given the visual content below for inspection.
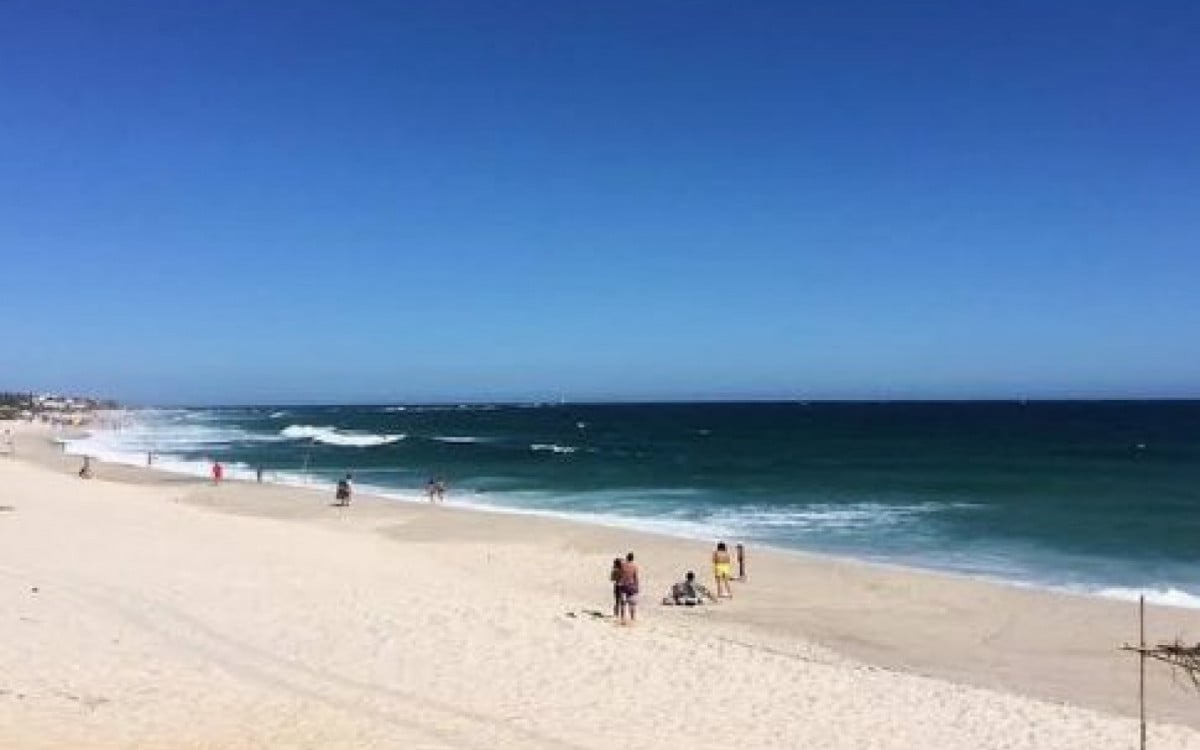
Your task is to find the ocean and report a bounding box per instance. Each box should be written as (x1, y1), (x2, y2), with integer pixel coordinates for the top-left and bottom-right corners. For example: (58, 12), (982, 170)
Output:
(62, 401), (1200, 607)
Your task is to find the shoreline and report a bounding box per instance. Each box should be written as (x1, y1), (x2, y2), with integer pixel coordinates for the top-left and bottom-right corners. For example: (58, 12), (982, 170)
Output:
(5, 420), (1200, 747)
(55, 421), (1200, 613)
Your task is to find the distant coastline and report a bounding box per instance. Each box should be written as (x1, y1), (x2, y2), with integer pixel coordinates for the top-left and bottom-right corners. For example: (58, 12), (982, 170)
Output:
(0, 390), (117, 423)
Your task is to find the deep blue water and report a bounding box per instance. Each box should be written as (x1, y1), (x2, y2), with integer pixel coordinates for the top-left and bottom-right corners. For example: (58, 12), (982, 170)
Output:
(68, 401), (1200, 605)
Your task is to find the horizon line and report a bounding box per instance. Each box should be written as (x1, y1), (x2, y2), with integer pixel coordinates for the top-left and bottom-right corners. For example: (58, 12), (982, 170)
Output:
(136, 396), (1200, 409)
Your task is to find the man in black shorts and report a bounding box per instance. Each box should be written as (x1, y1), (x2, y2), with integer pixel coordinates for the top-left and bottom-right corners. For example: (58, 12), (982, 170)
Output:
(335, 474), (353, 506)
(618, 552), (639, 624)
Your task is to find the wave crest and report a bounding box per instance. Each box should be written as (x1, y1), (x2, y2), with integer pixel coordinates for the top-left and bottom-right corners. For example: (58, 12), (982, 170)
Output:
(280, 425), (405, 447)
(530, 443), (578, 454)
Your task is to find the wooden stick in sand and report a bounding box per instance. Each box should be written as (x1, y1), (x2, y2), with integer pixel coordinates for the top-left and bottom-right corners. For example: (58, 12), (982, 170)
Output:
(1119, 595), (1200, 750)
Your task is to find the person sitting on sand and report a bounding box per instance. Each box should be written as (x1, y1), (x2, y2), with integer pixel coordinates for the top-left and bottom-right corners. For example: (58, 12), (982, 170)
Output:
(713, 541), (733, 598)
(662, 570), (717, 606)
(335, 474), (353, 506)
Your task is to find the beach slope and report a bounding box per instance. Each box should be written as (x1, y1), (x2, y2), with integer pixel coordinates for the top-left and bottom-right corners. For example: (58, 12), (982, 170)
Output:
(1, 429), (1199, 749)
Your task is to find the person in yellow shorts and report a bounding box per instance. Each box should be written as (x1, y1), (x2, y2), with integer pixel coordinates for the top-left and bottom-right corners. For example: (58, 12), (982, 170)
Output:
(712, 541), (733, 598)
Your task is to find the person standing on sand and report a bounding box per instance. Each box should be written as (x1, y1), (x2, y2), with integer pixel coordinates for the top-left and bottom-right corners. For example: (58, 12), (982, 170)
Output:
(609, 558), (624, 617)
(335, 474), (353, 506)
(211, 461), (223, 485)
(736, 542), (746, 581)
(618, 552), (639, 624)
(713, 541), (733, 598)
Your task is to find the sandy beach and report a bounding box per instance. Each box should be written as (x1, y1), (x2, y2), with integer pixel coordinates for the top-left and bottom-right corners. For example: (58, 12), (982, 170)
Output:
(2, 421), (1199, 749)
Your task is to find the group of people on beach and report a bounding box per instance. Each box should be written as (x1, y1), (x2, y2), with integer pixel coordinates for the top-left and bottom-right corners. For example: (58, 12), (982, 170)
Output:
(609, 541), (745, 624)
(610, 553), (640, 624)
(666, 541), (743, 604)
(76, 451), (454, 510)
(205, 461), (445, 508)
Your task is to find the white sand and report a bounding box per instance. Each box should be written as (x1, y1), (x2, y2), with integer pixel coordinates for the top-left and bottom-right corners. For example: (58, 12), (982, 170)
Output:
(2, 423), (1199, 749)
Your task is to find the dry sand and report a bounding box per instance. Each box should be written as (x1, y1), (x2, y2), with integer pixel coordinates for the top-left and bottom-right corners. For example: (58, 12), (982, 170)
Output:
(2, 422), (1199, 749)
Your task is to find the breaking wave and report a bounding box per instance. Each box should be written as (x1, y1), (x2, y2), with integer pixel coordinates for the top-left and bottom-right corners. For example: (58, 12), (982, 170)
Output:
(279, 425), (405, 447)
(530, 443), (578, 454)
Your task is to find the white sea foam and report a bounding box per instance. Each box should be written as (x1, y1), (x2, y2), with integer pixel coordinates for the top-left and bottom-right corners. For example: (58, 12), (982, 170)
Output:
(706, 502), (975, 532)
(469, 503), (743, 541)
(61, 409), (278, 467)
(530, 443), (578, 454)
(432, 436), (492, 444)
(279, 424), (405, 447)
(63, 431), (261, 484)
(402, 404), (499, 413)
(62, 435), (152, 468)
(268, 410), (289, 419)
(1090, 586), (1200, 610)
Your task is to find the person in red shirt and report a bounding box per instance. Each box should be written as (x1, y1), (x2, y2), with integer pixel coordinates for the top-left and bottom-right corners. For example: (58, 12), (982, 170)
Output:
(211, 461), (224, 485)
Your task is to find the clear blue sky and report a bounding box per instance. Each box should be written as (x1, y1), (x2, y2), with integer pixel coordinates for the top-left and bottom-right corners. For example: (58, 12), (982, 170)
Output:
(2, 1), (1197, 404)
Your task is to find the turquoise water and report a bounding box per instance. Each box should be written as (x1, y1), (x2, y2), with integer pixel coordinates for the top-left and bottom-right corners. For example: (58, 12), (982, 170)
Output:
(68, 401), (1200, 605)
